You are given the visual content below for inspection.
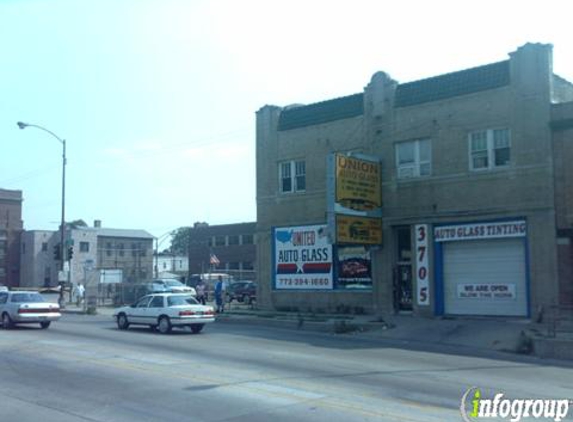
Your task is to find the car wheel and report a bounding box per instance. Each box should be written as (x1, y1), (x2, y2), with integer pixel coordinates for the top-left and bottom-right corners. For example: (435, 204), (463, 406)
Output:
(158, 316), (172, 334)
(40, 321), (51, 329)
(2, 312), (14, 329)
(190, 324), (204, 334)
(117, 313), (130, 330)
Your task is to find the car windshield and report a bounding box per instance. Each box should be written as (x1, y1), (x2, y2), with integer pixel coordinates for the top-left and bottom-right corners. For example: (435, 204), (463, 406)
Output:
(164, 280), (185, 287)
(167, 295), (199, 307)
(11, 293), (45, 303)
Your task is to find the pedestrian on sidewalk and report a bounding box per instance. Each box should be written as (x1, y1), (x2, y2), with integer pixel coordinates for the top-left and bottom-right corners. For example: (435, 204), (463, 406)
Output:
(74, 283), (85, 307)
(214, 276), (225, 313)
(196, 281), (206, 305)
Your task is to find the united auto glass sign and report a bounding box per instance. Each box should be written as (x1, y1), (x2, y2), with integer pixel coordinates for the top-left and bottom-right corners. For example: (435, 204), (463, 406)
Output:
(274, 224), (333, 290)
(434, 220), (526, 242)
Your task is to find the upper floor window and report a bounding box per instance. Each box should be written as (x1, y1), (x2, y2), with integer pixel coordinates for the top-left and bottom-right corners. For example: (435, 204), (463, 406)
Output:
(241, 234), (253, 245)
(215, 236), (226, 247)
(42, 242), (48, 252)
(469, 129), (510, 171)
(228, 235), (239, 246)
(80, 242), (89, 253)
(279, 160), (306, 193)
(396, 139), (431, 179)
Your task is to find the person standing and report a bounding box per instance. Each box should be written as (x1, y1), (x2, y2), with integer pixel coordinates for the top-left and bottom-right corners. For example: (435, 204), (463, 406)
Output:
(74, 283), (85, 307)
(214, 276), (225, 313)
(196, 281), (206, 305)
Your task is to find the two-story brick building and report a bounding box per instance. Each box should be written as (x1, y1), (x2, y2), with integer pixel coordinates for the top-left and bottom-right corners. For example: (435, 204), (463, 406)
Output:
(20, 220), (154, 288)
(187, 222), (256, 281)
(0, 189), (23, 287)
(256, 43), (573, 317)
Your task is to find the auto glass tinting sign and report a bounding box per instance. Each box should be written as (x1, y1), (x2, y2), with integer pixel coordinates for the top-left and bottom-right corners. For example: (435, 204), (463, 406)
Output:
(434, 220), (526, 242)
(274, 224), (333, 290)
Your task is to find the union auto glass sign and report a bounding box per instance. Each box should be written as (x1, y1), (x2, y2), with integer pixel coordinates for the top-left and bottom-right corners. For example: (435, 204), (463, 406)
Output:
(434, 220), (526, 242)
(335, 154), (381, 213)
(273, 224), (333, 290)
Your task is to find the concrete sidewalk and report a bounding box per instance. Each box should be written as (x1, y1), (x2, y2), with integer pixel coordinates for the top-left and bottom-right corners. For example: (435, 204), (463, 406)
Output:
(59, 300), (572, 361)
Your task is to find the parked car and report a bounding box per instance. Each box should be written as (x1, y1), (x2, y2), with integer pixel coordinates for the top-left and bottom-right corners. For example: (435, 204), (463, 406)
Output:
(0, 291), (61, 329)
(149, 279), (196, 295)
(227, 281), (257, 304)
(0, 284), (8, 292)
(113, 293), (215, 334)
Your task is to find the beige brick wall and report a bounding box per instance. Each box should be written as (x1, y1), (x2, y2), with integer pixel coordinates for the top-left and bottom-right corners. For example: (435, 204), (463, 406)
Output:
(256, 43), (565, 316)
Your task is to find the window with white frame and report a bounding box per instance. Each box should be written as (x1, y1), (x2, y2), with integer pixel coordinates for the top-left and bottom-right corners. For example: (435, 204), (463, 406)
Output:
(396, 139), (431, 179)
(279, 160), (306, 193)
(469, 128), (511, 170)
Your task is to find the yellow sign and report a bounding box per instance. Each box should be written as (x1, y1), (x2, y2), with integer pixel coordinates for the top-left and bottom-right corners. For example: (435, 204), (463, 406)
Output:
(336, 215), (382, 245)
(335, 154), (381, 212)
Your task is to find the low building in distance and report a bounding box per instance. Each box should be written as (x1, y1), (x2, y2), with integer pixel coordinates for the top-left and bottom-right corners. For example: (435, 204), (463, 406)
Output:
(20, 220), (154, 288)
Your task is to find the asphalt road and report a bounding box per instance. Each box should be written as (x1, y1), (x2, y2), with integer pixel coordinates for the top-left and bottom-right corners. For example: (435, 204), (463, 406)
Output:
(1, 314), (572, 422)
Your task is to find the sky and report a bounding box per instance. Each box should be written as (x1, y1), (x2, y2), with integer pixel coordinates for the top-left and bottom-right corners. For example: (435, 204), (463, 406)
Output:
(1, 0), (572, 243)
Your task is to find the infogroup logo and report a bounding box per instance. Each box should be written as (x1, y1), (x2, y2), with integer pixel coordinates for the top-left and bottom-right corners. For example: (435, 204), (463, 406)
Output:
(460, 387), (571, 422)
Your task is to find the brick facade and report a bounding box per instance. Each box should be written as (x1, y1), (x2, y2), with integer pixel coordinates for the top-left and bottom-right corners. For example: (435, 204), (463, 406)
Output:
(187, 222), (256, 280)
(0, 189), (23, 287)
(256, 43), (573, 316)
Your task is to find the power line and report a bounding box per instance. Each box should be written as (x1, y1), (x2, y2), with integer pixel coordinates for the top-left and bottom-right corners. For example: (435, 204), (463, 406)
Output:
(0, 164), (60, 186)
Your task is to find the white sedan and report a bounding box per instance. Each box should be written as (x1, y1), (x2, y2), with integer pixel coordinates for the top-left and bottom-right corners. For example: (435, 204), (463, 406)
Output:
(0, 291), (61, 329)
(113, 293), (215, 334)
(150, 279), (196, 295)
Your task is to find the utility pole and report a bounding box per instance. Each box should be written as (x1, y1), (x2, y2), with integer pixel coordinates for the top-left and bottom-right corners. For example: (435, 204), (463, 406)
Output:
(17, 121), (67, 307)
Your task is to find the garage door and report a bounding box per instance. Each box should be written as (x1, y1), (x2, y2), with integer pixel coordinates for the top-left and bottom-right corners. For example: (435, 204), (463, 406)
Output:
(443, 238), (527, 316)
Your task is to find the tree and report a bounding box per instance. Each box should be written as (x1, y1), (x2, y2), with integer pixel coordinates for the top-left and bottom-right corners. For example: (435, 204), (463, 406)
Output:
(66, 219), (88, 229)
(170, 227), (192, 255)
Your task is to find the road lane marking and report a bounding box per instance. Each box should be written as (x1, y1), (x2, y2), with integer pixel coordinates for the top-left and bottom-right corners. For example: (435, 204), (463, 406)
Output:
(8, 344), (456, 421)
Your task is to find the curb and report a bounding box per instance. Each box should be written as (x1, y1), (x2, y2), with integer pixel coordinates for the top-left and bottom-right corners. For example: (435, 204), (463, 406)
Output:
(216, 314), (388, 334)
(533, 336), (573, 360)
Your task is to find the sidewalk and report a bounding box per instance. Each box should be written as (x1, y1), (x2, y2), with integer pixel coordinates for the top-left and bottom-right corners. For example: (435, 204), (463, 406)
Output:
(59, 299), (573, 362)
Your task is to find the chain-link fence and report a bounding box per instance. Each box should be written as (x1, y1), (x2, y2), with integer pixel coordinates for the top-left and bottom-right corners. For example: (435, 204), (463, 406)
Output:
(89, 270), (257, 307)
(92, 283), (149, 306)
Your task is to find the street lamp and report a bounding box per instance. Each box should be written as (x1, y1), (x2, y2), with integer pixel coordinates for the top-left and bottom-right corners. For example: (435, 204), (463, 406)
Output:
(17, 121), (67, 285)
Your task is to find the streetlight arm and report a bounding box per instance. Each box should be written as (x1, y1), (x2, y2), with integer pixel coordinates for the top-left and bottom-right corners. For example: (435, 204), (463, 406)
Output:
(17, 122), (65, 145)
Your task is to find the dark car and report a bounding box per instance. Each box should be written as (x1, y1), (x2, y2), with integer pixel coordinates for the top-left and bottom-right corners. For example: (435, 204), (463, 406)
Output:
(226, 281), (257, 304)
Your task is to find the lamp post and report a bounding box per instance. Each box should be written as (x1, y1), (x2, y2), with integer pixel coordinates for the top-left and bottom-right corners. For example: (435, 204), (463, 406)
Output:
(17, 122), (67, 289)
